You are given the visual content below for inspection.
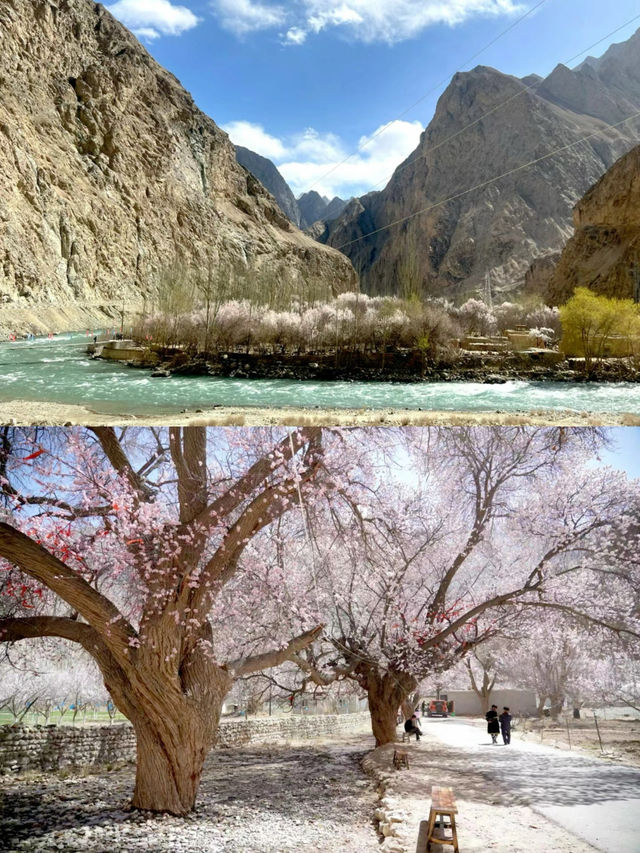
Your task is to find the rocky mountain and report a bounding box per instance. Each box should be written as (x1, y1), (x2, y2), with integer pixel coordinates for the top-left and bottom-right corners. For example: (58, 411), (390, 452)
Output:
(234, 145), (302, 227)
(0, 0), (355, 337)
(320, 28), (640, 301)
(545, 144), (640, 305)
(298, 191), (347, 229)
(323, 196), (349, 222)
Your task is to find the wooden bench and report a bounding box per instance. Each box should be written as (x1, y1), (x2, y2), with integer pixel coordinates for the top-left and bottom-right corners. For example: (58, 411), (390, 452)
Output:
(426, 786), (458, 853)
(392, 749), (410, 770)
(401, 729), (419, 742)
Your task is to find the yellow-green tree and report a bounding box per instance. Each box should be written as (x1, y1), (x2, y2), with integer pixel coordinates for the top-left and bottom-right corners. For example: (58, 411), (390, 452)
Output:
(559, 288), (640, 371)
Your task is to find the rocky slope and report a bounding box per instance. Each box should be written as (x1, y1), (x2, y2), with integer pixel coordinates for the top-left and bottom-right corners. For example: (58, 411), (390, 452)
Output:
(234, 145), (302, 227)
(320, 28), (640, 301)
(545, 143), (640, 304)
(0, 0), (355, 337)
(298, 191), (347, 229)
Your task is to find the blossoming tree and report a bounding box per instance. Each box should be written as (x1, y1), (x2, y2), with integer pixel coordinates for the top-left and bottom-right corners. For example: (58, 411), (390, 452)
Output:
(0, 426), (329, 814)
(288, 428), (640, 744)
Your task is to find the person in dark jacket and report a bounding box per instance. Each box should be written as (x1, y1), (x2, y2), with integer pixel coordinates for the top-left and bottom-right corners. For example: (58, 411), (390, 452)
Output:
(485, 704), (499, 743)
(404, 714), (421, 741)
(499, 707), (512, 745)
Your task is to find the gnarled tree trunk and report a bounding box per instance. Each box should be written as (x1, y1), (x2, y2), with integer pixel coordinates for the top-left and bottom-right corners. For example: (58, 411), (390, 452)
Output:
(101, 629), (234, 815)
(131, 713), (212, 814)
(401, 689), (420, 721)
(365, 670), (417, 746)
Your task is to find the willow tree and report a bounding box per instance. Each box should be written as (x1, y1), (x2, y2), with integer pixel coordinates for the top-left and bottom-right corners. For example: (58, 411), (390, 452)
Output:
(0, 426), (327, 814)
(290, 428), (640, 745)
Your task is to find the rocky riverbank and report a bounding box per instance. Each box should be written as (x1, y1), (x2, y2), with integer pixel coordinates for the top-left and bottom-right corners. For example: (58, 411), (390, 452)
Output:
(119, 348), (640, 385)
(2, 401), (638, 427)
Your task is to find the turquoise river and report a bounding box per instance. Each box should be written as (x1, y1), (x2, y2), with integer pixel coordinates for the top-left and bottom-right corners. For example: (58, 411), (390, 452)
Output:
(1, 334), (639, 417)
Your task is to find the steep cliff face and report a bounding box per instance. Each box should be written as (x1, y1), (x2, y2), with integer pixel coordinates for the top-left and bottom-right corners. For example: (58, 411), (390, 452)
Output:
(234, 145), (302, 227)
(322, 29), (640, 301)
(0, 0), (355, 336)
(546, 144), (640, 305)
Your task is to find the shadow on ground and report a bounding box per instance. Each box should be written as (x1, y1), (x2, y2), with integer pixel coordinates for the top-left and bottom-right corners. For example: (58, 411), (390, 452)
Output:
(414, 740), (640, 808)
(0, 739), (380, 852)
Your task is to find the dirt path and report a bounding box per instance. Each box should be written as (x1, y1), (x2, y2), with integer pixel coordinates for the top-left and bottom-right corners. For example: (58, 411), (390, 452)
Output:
(0, 736), (380, 853)
(365, 718), (640, 852)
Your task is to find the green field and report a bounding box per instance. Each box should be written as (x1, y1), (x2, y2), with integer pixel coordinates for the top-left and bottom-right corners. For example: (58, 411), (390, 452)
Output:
(0, 709), (129, 726)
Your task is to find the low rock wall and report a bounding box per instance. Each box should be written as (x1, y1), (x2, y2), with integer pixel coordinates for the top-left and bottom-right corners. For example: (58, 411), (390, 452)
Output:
(0, 724), (137, 774)
(215, 711), (370, 747)
(0, 712), (371, 775)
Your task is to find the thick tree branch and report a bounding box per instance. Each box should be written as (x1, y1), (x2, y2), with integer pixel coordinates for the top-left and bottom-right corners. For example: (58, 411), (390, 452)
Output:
(169, 428), (208, 523)
(193, 428), (323, 534)
(187, 433), (324, 614)
(0, 615), (99, 649)
(226, 625), (324, 677)
(89, 427), (154, 502)
(0, 616), (122, 678)
(0, 523), (136, 660)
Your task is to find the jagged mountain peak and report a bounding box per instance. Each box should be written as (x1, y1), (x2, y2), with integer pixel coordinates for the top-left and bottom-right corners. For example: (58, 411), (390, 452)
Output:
(234, 145), (302, 227)
(320, 26), (640, 301)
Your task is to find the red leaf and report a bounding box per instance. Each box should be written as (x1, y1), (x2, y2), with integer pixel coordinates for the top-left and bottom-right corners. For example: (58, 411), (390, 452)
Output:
(22, 449), (46, 461)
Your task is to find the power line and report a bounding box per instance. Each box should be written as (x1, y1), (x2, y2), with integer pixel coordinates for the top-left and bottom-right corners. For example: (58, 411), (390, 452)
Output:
(335, 108), (640, 250)
(365, 12), (640, 195)
(302, 0), (550, 194)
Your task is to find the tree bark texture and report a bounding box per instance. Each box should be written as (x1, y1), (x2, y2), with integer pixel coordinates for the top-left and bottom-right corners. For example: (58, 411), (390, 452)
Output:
(365, 670), (417, 746)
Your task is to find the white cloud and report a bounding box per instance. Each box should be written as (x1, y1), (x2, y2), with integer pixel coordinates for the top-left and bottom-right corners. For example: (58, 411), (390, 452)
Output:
(224, 118), (423, 197)
(106, 0), (200, 39)
(210, 0), (286, 35)
(284, 26), (308, 45)
(223, 120), (288, 159)
(300, 0), (523, 43)
(210, 0), (523, 45)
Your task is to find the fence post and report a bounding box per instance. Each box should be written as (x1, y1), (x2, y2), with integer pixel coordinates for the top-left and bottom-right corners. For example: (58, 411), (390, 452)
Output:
(565, 716), (572, 750)
(593, 712), (604, 753)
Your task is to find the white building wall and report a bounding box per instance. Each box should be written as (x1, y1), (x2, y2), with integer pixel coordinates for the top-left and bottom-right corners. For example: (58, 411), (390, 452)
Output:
(444, 689), (538, 716)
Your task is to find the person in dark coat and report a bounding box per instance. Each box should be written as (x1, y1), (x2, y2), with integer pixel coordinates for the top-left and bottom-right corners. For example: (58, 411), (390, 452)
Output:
(485, 704), (499, 743)
(499, 707), (512, 745)
(404, 714), (422, 741)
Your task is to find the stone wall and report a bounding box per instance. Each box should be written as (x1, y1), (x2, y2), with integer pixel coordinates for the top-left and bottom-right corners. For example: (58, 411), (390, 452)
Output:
(215, 711), (371, 748)
(0, 724), (137, 774)
(0, 712), (371, 775)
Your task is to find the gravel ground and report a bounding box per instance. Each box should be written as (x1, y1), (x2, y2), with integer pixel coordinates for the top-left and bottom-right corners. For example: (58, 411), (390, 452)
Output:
(0, 736), (381, 853)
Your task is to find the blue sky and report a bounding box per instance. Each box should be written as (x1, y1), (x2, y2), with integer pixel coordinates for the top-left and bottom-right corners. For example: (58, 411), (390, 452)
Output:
(106, 0), (640, 198)
(601, 428), (640, 479)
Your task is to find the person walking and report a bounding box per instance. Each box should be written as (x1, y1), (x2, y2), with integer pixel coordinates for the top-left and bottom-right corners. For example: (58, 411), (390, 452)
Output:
(499, 707), (512, 745)
(485, 704), (499, 744)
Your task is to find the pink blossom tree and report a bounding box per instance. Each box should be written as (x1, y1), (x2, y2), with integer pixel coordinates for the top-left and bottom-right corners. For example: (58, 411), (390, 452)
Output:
(0, 426), (330, 814)
(288, 428), (640, 745)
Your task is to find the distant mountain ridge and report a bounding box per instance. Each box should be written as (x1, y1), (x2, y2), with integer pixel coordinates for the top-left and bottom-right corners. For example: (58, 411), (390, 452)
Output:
(232, 151), (348, 231)
(319, 28), (640, 302)
(234, 145), (302, 227)
(298, 191), (348, 229)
